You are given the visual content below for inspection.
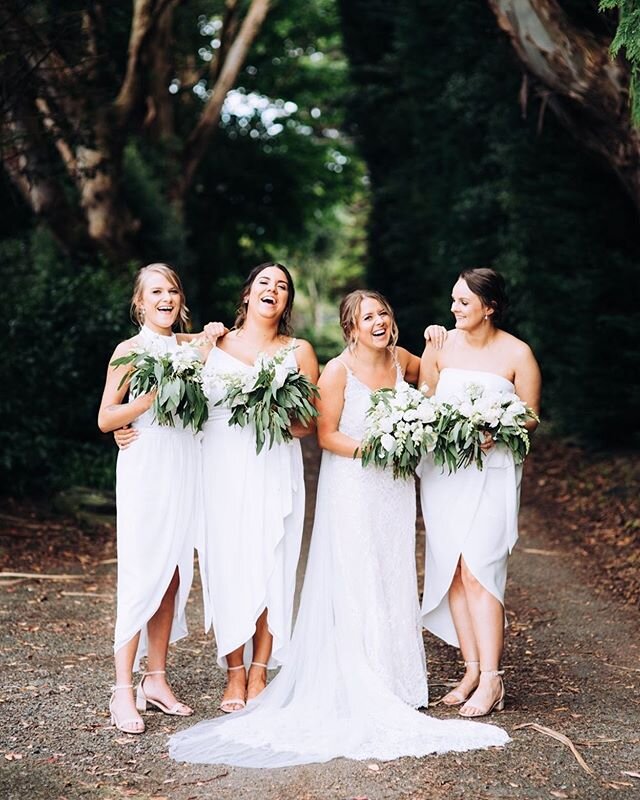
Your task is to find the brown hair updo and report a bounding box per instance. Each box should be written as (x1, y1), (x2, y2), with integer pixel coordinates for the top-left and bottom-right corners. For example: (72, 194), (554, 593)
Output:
(130, 263), (191, 331)
(459, 267), (508, 326)
(233, 262), (295, 336)
(339, 290), (399, 349)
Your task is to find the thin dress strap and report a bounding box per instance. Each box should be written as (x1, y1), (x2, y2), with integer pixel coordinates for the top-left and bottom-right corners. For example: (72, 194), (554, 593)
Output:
(390, 349), (404, 380)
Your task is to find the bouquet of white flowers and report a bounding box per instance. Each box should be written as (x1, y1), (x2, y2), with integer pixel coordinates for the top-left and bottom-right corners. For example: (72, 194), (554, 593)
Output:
(111, 341), (208, 432)
(215, 345), (319, 454)
(433, 382), (539, 472)
(360, 381), (442, 479)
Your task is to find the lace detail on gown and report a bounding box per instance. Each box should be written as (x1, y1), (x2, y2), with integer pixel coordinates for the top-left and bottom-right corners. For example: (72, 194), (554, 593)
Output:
(169, 357), (510, 766)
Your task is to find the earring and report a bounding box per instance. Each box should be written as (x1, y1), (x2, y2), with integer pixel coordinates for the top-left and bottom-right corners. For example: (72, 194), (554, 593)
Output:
(484, 314), (488, 321)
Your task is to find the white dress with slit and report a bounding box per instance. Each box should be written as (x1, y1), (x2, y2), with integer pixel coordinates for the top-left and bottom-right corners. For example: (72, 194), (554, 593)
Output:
(169, 360), (509, 768)
(419, 368), (522, 646)
(114, 325), (201, 670)
(198, 344), (305, 668)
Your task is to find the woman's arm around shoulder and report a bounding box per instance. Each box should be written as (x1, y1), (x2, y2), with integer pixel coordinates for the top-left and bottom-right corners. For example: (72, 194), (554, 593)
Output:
(97, 338), (155, 434)
(316, 357), (360, 458)
(512, 339), (542, 433)
(418, 340), (442, 397)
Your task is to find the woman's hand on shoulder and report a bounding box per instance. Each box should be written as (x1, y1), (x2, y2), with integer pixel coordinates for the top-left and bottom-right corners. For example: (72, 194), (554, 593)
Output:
(424, 324), (448, 349)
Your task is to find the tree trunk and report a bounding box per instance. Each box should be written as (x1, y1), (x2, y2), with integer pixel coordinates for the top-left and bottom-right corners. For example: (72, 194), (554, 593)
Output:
(486, 0), (640, 214)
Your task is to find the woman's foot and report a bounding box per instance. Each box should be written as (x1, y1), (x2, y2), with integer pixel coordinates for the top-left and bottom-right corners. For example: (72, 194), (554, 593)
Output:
(220, 665), (246, 713)
(136, 670), (193, 716)
(110, 684), (145, 734)
(246, 661), (268, 702)
(440, 660), (480, 707)
(459, 670), (505, 718)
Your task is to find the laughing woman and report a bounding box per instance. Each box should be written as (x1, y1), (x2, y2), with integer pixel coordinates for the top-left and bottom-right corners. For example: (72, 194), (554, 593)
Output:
(98, 264), (223, 734)
(199, 262), (319, 713)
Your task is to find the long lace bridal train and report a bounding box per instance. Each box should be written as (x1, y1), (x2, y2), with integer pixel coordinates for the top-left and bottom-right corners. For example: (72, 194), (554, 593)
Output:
(169, 366), (510, 767)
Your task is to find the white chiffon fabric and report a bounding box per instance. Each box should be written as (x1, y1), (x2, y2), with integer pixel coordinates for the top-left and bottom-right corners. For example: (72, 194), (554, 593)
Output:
(114, 325), (201, 671)
(169, 359), (509, 767)
(198, 344), (305, 668)
(419, 368), (522, 647)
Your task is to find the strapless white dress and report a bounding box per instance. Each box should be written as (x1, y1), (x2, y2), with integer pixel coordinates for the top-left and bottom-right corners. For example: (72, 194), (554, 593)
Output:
(169, 360), (510, 767)
(198, 344), (305, 668)
(419, 368), (522, 646)
(114, 325), (201, 670)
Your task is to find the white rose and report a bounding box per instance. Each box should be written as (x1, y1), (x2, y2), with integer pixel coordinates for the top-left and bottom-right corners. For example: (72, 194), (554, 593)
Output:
(380, 417), (394, 434)
(381, 433), (396, 452)
(416, 402), (436, 423)
(403, 408), (419, 422)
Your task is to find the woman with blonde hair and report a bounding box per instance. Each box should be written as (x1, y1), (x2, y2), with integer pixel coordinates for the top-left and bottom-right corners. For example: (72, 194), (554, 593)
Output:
(169, 289), (508, 767)
(99, 263), (224, 734)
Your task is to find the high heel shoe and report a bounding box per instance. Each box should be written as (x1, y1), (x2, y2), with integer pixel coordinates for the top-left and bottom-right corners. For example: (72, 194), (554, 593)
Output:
(135, 670), (193, 716)
(459, 669), (505, 718)
(246, 661), (268, 703)
(440, 660), (480, 707)
(109, 683), (145, 734)
(219, 664), (246, 713)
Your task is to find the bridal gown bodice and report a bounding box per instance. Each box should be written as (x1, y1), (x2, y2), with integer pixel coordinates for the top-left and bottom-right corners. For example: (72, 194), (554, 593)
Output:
(420, 367), (523, 647)
(170, 357), (510, 767)
(114, 325), (200, 670)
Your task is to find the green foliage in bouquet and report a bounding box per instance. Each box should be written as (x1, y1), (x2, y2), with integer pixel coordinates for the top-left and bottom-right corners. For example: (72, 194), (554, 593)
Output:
(111, 346), (209, 433)
(432, 385), (539, 473)
(360, 383), (441, 480)
(217, 347), (320, 454)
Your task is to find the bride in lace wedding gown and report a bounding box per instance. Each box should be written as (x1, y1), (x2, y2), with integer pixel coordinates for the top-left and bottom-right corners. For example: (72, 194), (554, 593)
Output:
(169, 290), (509, 766)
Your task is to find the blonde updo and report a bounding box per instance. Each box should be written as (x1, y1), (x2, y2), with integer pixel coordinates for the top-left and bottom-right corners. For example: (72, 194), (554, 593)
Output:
(130, 263), (191, 331)
(339, 289), (399, 350)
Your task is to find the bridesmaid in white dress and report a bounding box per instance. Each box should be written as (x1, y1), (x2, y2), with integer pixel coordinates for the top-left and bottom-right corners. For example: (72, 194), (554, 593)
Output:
(168, 290), (509, 767)
(98, 263), (223, 734)
(419, 268), (541, 718)
(199, 263), (319, 713)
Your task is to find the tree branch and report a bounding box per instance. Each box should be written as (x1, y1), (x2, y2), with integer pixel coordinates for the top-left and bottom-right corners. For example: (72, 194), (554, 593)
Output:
(486, 0), (640, 213)
(113, 0), (182, 128)
(176, 0), (271, 200)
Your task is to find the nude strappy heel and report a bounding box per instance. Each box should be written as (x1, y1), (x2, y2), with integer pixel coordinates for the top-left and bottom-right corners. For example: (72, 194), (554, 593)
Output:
(135, 669), (193, 716)
(246, 661), (269, 703)
(459, 669), (505, 718)
(110, 683), (145, 734)
(219, 664), (247, 713)
(440, 660), (480, 707)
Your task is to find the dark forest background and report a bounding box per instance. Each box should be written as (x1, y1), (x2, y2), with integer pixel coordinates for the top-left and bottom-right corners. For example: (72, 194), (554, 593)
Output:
(1, 0), (639, 494)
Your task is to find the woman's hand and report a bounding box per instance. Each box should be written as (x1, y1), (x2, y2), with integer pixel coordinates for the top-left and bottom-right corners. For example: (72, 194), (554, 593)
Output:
(114, 425), (139, 450)
(204, 322), (227, 344)
(424, 325), (447, 349)
(479, 430), (495, 453)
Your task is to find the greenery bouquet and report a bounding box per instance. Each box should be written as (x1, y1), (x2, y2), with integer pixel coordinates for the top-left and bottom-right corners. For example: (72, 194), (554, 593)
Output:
(433, 382), (539, 472)
(111, 341), (208, 433)
(214, 345), (319, 454)
(359, 382), (442, 480)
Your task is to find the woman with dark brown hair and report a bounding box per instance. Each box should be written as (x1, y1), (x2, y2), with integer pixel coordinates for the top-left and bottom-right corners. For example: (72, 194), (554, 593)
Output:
(419, 267), (541, 718)
(199, 263), (319, 713)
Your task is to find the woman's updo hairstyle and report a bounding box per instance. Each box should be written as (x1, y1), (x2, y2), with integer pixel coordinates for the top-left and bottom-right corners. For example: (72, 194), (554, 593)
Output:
(339, 289), (399, 349)
(234, 262), (295, 336)
(459, 267), (508, 326)
(130, 263), (191, 331)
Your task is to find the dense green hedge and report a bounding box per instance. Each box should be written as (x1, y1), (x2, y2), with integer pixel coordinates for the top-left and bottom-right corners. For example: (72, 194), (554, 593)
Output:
(339, 0), (640, 446)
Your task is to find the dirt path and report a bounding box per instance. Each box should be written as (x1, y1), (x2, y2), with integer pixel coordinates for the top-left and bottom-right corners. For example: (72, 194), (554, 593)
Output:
(1, 442), (638, 800)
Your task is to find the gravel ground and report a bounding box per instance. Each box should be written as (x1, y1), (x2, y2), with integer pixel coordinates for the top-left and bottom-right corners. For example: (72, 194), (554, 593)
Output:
(1, 441), (639, 800)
